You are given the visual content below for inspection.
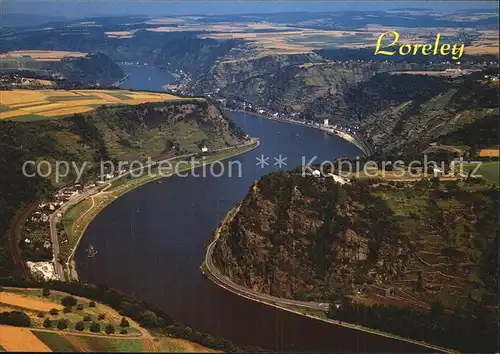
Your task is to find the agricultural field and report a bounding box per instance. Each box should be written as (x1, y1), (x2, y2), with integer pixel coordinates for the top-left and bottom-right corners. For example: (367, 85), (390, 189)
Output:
(462, 161), (500, 185)
(0, 89), (180, 121)
(195, 23), (499, 56)
(0, 287), (219, 352)
(1, 288), (143, 336)
(0, 292), (63, 312)
(31, 331), (145, 352)
(0, 50), (87, 62)
(0, 325), (51, 352)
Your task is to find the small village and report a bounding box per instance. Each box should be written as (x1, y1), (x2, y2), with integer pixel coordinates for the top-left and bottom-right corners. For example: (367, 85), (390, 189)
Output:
(20, 166), (127, 281)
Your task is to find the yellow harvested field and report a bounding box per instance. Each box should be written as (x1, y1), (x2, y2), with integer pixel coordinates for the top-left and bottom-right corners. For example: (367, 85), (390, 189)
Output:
(479, 149), (500, 157)
(0, 50), (87, 62)
(0, 90), (46, 105)
(0, 110), (32, 119)
(465, 46), (500, 55)
(145, 17), (185, 25)
(0, 292), (63, 311)
(10, 100), (49, 108)
(39, 106), (95, 117)
(0, 326), (51, 352)
(194, 22), (499, 56)
(105, 30), (135, 38)
(88, 92), (124, 102)
(17, 102), (68, 113)
(37, 91), (80, 97)
(0, 89), (181, 120)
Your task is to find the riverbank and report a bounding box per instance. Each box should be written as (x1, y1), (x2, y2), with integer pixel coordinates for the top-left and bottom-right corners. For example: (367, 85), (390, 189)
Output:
(226, 109), (373, 156)
(111, 73), (130, 87)
(202, 204), (453, 354)
(65, 139), (260, 281)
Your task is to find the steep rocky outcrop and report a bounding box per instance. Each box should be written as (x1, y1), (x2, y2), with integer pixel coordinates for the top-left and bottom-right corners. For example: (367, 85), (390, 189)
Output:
(213, 171), (498, 306)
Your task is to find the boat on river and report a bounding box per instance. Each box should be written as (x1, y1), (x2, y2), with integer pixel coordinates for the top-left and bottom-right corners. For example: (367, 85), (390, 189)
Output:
(87, 244), (98, 258)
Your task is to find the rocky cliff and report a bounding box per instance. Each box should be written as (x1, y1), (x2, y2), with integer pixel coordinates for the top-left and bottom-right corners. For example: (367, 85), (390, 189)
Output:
(213, 171), (498, 307)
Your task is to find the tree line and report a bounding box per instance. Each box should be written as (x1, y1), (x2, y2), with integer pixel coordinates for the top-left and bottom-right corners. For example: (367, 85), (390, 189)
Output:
(0, 278), (267, 353)
(328, 296), (498, 353)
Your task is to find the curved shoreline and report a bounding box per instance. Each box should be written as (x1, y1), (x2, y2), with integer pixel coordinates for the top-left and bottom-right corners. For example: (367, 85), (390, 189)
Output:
(66, 139), (260, 281)
(202, 205), (454, 354)
(226, 109), (373, 156)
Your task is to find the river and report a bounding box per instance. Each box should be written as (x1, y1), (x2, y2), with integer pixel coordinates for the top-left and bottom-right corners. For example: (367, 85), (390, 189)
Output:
(75, 66), (424, 352)
(117, 65), (173, 91)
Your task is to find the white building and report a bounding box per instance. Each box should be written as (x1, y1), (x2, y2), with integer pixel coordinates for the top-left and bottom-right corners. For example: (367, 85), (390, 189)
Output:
(326, 173), (350, 185)
(201, 146), (208, 153)
(323, 119), (329, 126)
(27, 261), (58, 281)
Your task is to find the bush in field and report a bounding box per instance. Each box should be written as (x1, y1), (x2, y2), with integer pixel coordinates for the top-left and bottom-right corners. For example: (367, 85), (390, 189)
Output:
(76, 304), (84, 310)
(75, 321), (85, 331)
(98, 313), (105, 320)
(63, 306), (72, 314)
(37, 312), (45, 318)
(140, 311), (158, 328)
(120, 317), (129, 327)
(89, 301), (96, 308)
(83, 314), (92, 322)
(90, 322), (100, 333)
(120, 328), (128, 335)
(57, 318), (68, 330)
(42, 287), (50, 297)
(43, 318), (52, 328)
(105, 324), (115, 335)
(49, 308), (59, 316)
(61, 296), (77, 307)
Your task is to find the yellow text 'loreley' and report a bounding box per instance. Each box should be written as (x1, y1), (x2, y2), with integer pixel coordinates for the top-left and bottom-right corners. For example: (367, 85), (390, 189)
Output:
(375, 31), (465, 60)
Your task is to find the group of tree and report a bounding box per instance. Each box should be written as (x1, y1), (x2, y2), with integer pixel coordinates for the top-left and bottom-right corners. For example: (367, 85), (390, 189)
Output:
(0, 311), (31, 327)
(328, 298), (498, 352)
(0, 279), (266, 352)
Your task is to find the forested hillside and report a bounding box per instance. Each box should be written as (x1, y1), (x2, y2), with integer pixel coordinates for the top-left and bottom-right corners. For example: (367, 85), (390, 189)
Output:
(0, 28), (243, 76)
(0, 99), (244, 277)
(206, 61), (421, 113)
(46, 53), (125, 86)
(220, 64), (498, 156)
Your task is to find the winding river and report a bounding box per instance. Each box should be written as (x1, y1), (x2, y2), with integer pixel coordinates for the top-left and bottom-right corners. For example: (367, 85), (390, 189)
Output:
(75, 66), (424, 352)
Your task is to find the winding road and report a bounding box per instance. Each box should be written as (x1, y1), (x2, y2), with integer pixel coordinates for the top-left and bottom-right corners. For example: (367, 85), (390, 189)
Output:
(204, 204), (330, 312)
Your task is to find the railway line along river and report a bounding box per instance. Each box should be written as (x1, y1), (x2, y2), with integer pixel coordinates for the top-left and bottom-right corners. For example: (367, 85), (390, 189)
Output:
(75, 66), (429, 352)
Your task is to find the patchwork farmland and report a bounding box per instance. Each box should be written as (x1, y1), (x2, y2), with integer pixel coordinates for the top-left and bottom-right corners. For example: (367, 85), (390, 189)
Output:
(0, 50), (88, 62)
(0, 89), (181, 121)
(0, 287), (218, 352)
